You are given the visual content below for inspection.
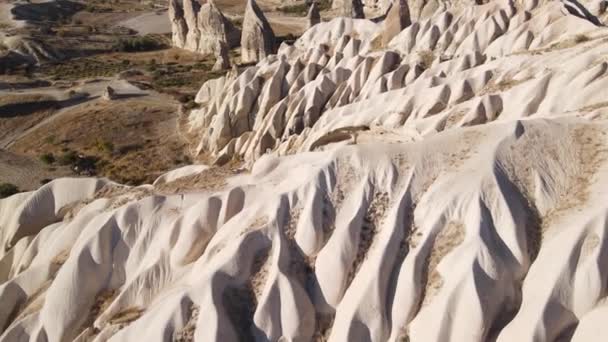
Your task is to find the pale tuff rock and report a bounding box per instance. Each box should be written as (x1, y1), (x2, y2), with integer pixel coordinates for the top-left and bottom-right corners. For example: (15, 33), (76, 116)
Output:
(212, 41), (231, 71)
(307, 1), (321, 29)
(168, 0), (188, 48)
(197, 1), (241, 54)
(6, 0), (608, 341)
(332, 0), (370, 19)
(4, 118), (608, 341)
(188, 1), (604, 165)
(344, 0), (366, 18)
(169, 0), (240, 55)
(600, 1), (608, 14)
(240, 0), (275, 63)
(381, 0), (411, 46)
(102, 86), (116, 101)
(183, 0), (201, 51)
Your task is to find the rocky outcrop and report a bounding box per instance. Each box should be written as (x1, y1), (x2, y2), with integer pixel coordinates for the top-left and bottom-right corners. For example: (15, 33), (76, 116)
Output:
(212, 41), (231, 71)
(183, 0), (201, 51)
(102, 86), (116, 101)
(333, 0), (366, 18)
(169, 0), (240, 56)
(381, 0), (411, 46)
(7, 2), (608, 342)
(186, 1), (606, 165)
(240, 0), (275, 64)
(197, 1), (241, 55)
(346, 0), (365, 18)
(307, 1), (321, 29)
(168, 0), (188, 48)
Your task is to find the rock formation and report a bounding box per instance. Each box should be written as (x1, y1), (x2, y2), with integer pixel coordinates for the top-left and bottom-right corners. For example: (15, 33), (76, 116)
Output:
(168, 0), (188, 48)
(344, 0), (365, 18)
(101, 86), (116, 101)
(212, 41), (231, 71)
(240, 0), (275, 64)
(168, 0), (240, 55)
(381, 0), (411, 45)
(307, 1), (321, 29)
(1, 35), (62, 65)
(182, 0), (201, 51)
(6, 1), (608, 341)
(197, 1), (241, 55)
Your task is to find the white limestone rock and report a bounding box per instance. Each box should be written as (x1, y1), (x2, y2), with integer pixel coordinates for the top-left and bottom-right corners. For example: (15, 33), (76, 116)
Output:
(240, 0), (276, 63)
(307, 1), (321, 29)
(381, 0), (411, 46)
(169, 0), (240, 56)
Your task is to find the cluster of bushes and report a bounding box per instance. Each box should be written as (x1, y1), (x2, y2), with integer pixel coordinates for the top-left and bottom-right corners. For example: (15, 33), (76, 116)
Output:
(39, 153), (56, 164)
(0, 183), (19, 199)
(113, 36), (166, 53)
(40, 150), (79, 166)
(40, 150), (101, 176)
(41, 58), (138, 81)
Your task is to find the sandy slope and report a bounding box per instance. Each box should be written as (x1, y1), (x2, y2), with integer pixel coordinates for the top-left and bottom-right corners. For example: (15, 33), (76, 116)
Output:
(2, 0), (608, 342)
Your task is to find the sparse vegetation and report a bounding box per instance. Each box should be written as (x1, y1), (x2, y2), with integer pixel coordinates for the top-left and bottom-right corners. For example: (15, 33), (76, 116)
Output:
(418, 50), (435, 70)
(40, 58), (137, 80)
(44, 135), (56, 144)
(96, 140), (115, 154)
(278, 3), (309, 15)
(150, 62), (224, 91)
(57, 150), (78, 166)
(574, 33), (591, 44)
(231, 17), (243, 30)
(40, 153), (56, 164)
(84, 3), (113, 13)
(0, 183), (19, 198)
(278, 0), (331, 15)
(113, 35), (166, 53)
(369, 35), (384, 51)
(479, 74), (534, 96)
(109, 307), (144, 325)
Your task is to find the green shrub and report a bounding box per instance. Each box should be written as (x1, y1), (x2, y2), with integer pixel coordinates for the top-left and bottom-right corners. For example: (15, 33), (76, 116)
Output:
(40, 153), (55, 164)
(96, 140), (114, 154)
(0, 183), (19, 198)
(57, 150), (78, 165)
(113, 36), (166, 53)
(278, 3), (308, 15)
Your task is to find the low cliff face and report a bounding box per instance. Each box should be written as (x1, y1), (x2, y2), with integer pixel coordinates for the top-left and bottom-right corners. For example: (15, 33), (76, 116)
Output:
(2, 1), (608, 341)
